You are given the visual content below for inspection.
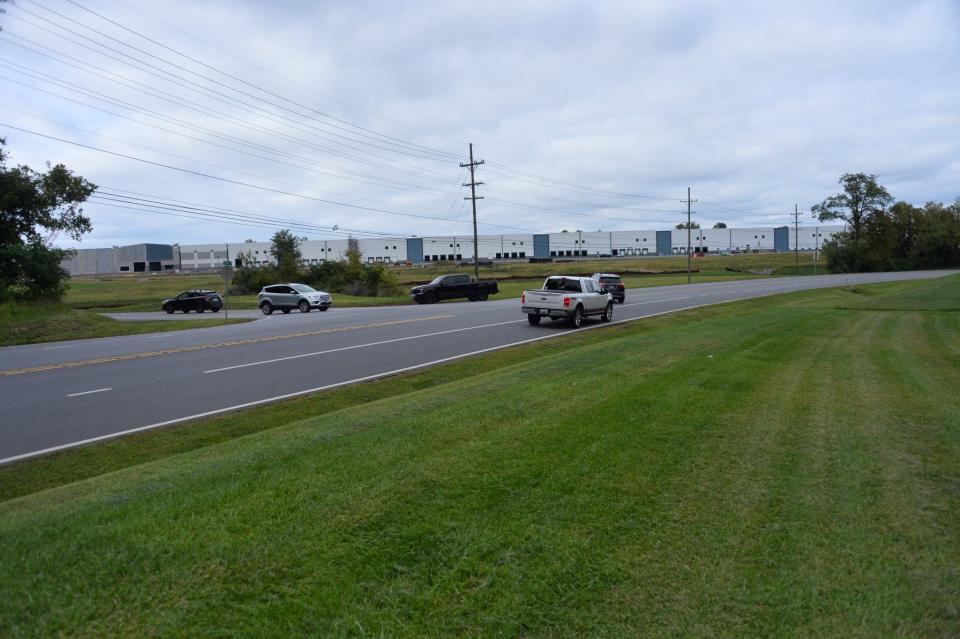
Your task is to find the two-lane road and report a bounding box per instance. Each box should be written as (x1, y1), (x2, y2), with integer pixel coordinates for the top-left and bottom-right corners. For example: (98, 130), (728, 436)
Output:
(0, 270), (953, 464)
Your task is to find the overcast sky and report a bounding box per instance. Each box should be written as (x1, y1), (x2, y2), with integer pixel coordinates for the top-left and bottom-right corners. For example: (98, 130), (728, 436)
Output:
(1, 0), (958, 248)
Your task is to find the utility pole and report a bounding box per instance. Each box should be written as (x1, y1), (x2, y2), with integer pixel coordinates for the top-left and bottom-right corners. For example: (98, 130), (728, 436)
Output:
(793, 204), (800, 273)
(460, 143), (484, 280)
(682, 187), (697, 284)
(814, 226), (819, 276)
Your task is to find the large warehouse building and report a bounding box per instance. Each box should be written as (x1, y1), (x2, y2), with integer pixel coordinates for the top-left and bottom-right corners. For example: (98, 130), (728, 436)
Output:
(63, 225), (844, 275)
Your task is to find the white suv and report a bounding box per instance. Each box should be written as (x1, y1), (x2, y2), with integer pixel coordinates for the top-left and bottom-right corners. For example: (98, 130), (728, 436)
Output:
(258, 283), (332, 314)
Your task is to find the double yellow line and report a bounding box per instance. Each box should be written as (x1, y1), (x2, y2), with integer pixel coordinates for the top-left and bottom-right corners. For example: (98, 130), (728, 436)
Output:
(1, 315), (454, 377)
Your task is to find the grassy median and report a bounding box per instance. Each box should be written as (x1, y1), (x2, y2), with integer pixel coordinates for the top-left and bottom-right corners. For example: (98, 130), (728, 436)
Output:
(0, 302), (251, 347)
(1, 275), (957, 636)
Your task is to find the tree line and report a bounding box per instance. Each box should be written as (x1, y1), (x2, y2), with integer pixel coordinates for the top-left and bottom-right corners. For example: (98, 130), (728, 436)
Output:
(813, 173), (960, 273)
(230, 229), (401, 296)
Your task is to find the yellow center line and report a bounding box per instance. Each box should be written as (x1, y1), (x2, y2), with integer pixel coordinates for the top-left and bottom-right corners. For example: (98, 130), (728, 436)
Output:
(0, 315), (455, 377)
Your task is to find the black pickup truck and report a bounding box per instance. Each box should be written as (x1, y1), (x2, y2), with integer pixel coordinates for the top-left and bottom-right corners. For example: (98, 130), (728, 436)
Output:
(410, 274), (499, 304)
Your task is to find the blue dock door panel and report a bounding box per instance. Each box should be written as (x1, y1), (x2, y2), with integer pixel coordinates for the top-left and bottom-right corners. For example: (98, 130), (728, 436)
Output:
(656, 230), (672, 256)
(406, 238), (424, 263)
(533, 234), (550, 258)
(773, 227), (790, 252)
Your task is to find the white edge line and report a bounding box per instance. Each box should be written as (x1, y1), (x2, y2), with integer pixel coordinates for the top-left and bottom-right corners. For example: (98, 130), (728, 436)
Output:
(0, 295), (752, 466)
(66, 387), (112, 397)
(42, 345), (77, 350)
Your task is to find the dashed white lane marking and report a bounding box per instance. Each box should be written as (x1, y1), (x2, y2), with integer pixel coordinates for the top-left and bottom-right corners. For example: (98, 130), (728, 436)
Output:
(205, 319), (525, 373)
(42, 345), (76, 350)
(67, 387), (112, 397)
(207, 297), (699, 373)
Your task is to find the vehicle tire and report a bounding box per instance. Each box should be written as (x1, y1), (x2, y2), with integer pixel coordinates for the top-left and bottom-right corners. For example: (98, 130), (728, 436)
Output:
(299, 300), (310, 313)
(260, 301), (273, 315)
(468, 296), (477, 302)
(163, 305), (173, 314)
(569, 305), (583, 328)
(282, 308), (291, 314)
(196, 304), (204, 313)
(527, 314), (541, 325)
(601, 302), (613, 322)
(424, 292), (438, 304)
(477, 291), (489, 301)
(319, 306), (328, 312)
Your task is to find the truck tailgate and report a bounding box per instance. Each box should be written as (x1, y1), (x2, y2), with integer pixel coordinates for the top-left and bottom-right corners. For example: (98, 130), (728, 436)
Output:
(523, 290), (569, 309)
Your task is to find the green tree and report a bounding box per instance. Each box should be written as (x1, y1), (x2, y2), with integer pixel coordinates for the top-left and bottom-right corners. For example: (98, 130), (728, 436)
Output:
(0, 138), (97, 301)
(270, 229), (303, 280)
(675, 222), (700, 229)
(712, 222), (727, 229)
(811, 173), (893, 242)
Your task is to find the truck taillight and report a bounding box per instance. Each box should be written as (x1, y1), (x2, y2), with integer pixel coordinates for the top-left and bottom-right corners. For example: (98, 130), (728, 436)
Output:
(564, 296), (571, 307)
(521, 293), (526, 304)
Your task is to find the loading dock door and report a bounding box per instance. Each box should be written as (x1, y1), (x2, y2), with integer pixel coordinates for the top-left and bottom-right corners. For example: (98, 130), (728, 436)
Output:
(656, 230), (672, 256)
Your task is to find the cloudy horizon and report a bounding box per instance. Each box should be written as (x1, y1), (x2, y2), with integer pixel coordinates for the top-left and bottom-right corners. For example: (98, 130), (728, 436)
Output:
(1, 0), (957, 249)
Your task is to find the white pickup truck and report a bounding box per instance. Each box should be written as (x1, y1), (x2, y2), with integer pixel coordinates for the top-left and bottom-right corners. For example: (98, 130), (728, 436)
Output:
(521, 276), (614, 327)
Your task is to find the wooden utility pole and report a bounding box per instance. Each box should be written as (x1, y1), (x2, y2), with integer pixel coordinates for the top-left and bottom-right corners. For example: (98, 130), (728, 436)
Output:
(460, 144), (484, 280)
(793, 204), (800, 272)
(682, 187), (697, 284)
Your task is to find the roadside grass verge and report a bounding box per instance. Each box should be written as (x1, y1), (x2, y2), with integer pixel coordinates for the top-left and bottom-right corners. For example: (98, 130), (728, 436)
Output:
(2, 275), (957, 636)
(0, 302), (251, 347)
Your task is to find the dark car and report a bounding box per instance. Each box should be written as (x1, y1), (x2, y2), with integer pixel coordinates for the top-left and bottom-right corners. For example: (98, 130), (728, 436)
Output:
(410, 274), (499, 304)
(591, 273), (625, 303)
(162, 290), (223, 314)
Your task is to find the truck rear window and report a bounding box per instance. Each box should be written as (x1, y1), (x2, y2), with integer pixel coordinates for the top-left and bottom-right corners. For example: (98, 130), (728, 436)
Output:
(545, 278), (582, 292)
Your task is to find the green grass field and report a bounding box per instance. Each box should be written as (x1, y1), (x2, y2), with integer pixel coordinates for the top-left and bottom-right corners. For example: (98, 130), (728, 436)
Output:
(2, 275), (957, 636)
(0, 302), (251, 347)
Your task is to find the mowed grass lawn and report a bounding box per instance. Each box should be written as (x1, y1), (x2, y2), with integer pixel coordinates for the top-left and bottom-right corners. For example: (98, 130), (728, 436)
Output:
(2, 276), (958, 636)
(0, 302), (250, 347)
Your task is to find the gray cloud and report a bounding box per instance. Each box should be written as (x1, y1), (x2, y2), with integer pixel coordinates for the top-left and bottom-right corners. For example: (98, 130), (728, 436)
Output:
(0, 0), (957, 248)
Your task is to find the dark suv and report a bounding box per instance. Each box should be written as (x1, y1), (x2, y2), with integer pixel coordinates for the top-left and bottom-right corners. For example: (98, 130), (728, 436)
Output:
(591, 273), (625, 303)
(162, 290), (223, 313)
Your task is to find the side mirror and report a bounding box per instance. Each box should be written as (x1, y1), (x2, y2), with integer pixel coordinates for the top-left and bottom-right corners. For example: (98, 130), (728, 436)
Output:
(599, 287), (607, 294)
(440, 281), (447, 287)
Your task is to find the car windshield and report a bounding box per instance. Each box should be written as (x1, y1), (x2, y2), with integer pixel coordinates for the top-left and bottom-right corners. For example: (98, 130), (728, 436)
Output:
(428, 276), (447, 285)
(291, 284), (316, 293)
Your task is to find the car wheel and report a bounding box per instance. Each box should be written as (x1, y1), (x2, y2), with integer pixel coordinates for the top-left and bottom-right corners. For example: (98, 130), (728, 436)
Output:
(260, 302), (273, 315)
(424, 292), (437, 304)
(468, 296), (477, 302)
(196, 304), (204, 313)
(527, 314), (541, 326)
(299, 300), (310, 313)
(569, 305), (583, 328)
(478, 291), (489, 301)
(319, 306), (329, 312)
(163, 305), (173, 314)
(601, 302), (613, 322)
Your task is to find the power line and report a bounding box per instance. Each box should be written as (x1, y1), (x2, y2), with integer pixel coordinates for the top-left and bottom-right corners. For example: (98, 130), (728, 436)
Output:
(1, 123), (536, 232)
(62, 0), (464, 161)
(0, 50), (457, 184)
(16, 0), (462, 163)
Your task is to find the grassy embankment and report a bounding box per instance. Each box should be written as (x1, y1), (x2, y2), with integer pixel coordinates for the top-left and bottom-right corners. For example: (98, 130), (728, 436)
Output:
(1, 275), (957, 636)
(0, 302), (249, 347)
(66, 252), (812, 312)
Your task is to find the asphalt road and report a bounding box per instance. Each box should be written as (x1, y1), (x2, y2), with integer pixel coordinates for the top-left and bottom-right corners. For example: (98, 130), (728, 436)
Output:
(0, 270), (954, 464)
